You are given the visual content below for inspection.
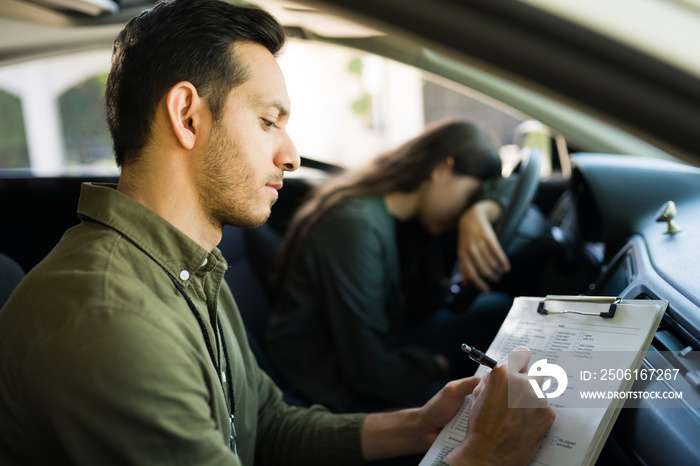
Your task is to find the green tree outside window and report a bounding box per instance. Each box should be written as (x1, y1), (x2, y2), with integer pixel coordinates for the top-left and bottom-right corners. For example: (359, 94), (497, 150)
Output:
(0, 90), (30, 169)
(59, 73), (115, 170)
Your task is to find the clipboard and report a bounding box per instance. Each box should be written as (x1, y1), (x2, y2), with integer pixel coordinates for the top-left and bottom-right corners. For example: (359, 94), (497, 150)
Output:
(419, 295), (668, 466)
(537, 295), (620, 318)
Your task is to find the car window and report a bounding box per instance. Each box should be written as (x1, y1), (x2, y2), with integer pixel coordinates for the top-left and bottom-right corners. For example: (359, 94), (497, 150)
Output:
(59, 73), (113, 172)
(0, 39), (527, 177)
(0, 49), (114, 177)
(280, 39), (527, 172)
(0, 89), (28, 170)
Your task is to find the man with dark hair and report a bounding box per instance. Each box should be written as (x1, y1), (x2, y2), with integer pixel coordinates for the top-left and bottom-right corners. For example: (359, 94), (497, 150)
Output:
(0, 1), (554, 465)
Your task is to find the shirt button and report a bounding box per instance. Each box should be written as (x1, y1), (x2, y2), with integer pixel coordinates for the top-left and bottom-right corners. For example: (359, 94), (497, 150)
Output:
(202, 258), (208, 267)
(179, 270), (190, 281)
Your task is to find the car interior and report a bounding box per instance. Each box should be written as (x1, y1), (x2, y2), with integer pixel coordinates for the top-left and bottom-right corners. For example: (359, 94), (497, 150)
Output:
(1, 0), (700, 465)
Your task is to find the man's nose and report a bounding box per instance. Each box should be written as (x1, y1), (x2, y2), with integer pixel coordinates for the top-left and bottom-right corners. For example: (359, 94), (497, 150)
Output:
(277, 132), (299, 172)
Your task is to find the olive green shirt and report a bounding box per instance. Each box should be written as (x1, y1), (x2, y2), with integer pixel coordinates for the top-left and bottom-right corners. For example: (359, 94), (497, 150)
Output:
(0, 183), (364, 466)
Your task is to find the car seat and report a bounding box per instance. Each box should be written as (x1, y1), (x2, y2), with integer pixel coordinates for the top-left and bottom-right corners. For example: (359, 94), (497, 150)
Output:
(218, 224), (306, 405)
(0, 252), (25, 310)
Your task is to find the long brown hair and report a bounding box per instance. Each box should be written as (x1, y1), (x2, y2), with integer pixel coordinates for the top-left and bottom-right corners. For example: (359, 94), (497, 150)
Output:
(277, 119), (502, 281)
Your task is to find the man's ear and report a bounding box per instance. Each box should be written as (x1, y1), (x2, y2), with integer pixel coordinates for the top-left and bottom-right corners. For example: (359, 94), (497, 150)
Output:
(165, 82), (206, 150)
(431, 156), (455, 180)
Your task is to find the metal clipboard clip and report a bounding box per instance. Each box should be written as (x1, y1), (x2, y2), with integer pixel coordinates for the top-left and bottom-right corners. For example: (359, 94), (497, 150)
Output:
(537, 295), (621, 318)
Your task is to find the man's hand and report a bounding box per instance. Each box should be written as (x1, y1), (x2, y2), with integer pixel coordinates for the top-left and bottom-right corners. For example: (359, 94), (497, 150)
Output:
(417, 377), (481, 444)
(444, 347), (556, 466)
(360, 348), (553, 464)
(457, 200), (510, 293)
(360, 377), (480, 461)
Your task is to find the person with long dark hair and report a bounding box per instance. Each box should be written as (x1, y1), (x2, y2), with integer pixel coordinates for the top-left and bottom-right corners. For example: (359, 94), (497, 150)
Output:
(268, 119), (516, 412)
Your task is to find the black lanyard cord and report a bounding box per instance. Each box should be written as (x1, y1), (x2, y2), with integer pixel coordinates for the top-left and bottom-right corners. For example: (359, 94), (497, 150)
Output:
(160, 266), (237, 454)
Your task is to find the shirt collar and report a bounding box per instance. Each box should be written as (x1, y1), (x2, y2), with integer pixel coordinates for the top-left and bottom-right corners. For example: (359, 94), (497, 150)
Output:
(76, 182), (227, 285)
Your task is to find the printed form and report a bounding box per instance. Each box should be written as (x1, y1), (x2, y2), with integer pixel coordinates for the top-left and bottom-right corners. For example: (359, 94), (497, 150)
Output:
(419, 296), (666, 466)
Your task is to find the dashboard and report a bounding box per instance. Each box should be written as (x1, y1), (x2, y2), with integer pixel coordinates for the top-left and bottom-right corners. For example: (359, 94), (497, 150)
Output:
(570, 154), (700, 464)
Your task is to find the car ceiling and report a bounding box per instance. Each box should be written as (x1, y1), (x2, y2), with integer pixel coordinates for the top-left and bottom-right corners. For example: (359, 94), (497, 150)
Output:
(2, 0), (699, 166)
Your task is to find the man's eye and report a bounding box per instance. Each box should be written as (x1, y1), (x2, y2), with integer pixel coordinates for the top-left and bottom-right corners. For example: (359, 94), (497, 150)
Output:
(262, 119), (278, 129)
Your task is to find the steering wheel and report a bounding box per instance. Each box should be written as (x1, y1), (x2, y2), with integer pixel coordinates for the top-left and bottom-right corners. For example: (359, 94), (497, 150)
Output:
(494, 146), (544, 254)
(445, 147), (543, 304)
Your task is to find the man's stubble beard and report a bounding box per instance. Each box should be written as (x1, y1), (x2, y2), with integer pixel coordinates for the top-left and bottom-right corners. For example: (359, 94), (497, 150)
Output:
(198, 125), (274, 230)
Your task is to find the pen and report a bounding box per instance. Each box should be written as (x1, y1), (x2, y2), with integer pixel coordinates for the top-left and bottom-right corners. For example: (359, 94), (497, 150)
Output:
(461, 343), (497, 369)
